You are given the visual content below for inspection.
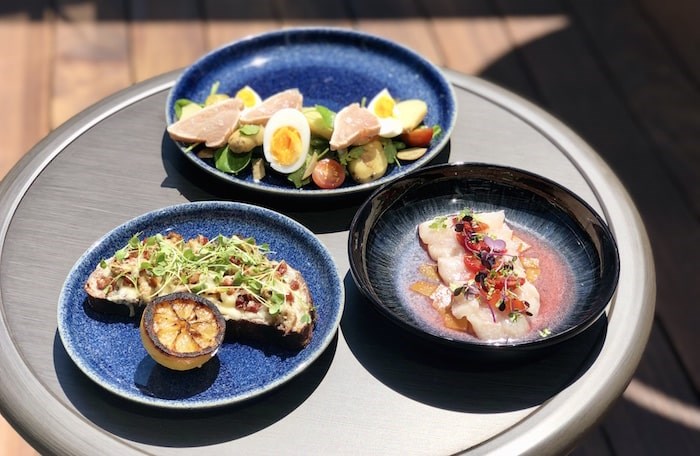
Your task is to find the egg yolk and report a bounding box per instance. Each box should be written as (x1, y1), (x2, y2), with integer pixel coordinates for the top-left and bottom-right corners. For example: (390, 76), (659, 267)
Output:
(235, 87), (258, 108)
(373, 95), (395, 118)
(270, 126), (302, 166)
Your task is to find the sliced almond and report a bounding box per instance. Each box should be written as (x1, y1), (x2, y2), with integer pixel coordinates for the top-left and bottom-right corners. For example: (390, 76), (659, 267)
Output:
(396, 147), (428, 161)
(301, 152), (319, 180)
(252, 158), (266, 181)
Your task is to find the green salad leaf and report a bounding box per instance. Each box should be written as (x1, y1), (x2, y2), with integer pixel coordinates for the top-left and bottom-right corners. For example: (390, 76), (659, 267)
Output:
(214, 146), (251, 174)
(174, 98), (198, 119)
(288, 165), (312, 188)
(314, 104), (336, 129)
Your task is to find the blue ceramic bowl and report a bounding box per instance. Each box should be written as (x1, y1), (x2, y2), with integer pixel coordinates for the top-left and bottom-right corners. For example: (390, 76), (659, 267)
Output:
(58, 202), (344, 409)
(348, 163), (620, 355)
(166, 27), (457, 197)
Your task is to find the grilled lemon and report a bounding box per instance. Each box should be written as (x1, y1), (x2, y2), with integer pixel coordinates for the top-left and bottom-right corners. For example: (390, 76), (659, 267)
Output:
(140, 292), (225, 371)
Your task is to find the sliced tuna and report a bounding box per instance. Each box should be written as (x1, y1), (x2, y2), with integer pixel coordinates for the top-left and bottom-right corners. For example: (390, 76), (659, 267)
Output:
(329, 103), (381, 151)
(239, 88), (303, 125)
(167, 98), (244, 148)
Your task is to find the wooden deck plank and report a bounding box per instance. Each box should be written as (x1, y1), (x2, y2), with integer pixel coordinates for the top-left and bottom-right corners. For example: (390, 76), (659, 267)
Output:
(419, 0), (541, 102)
(203, 0), (280, 49)
(0, 1), (52, 180)
(565, 0), (700, 392)
(0, 2), (52, 452)
(636, 0), (700, 88)
(0, 415), (37, 456)
(569, 0), (700, 215)
(604, 323), (700, 453)
(52, 0), (130, 127)
(351, 0), (444, 66)
(495, 0), (700, 453)
(277, 0), (353, 28)
(129, 0), (207, 82)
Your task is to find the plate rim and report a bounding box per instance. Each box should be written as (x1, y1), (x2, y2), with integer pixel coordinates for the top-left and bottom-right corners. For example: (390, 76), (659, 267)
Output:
(348, 161), (621, 353)
(57, 200), (345, 409)
(165, 26), (458, 198)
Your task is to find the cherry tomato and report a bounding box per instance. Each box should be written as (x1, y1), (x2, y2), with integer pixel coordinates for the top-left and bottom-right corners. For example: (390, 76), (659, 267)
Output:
(312, 158), (346, 189)
(400, 126), (433, 147)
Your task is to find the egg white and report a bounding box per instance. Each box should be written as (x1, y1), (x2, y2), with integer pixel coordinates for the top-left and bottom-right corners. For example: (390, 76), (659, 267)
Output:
(263, 108), (310, 174)
(367, 88), (404, 138)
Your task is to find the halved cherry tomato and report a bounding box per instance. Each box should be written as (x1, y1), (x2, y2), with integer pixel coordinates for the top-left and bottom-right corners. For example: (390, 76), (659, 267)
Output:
(312, 158), (345, 189)
(400, 126), (433, 147)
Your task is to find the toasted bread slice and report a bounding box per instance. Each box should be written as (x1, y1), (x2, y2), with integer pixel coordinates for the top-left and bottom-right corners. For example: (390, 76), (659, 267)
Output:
(84, 232), (316, 349)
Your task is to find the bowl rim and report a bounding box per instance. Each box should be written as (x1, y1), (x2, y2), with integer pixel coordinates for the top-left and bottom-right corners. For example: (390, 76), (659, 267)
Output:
(348, 161), (621, 353)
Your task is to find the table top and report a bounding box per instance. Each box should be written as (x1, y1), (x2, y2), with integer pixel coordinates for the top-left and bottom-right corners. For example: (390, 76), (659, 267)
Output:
(0, 69), (654, 456)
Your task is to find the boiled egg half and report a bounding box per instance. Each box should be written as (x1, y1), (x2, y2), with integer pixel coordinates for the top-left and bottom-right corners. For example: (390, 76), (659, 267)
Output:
(234, 85), (263, 113)
(263, 108), (310, 174)
(367, 88), (404, 138)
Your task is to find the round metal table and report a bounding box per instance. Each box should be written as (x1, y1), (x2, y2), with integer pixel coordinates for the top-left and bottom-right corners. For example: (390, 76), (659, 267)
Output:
(0, 69), (655, 455)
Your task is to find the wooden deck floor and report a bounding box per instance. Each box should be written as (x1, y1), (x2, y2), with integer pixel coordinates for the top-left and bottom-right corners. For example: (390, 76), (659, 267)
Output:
(1, 1), (699, 454)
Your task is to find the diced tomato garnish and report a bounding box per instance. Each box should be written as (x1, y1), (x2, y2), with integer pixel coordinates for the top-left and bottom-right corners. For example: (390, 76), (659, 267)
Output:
(463, 254), (483, 273)
(400, 126), (433, 147)
(482, 289), (503, 308)
(509, 298), (529, 313)
(492, 276), (525, 290)
(465, 236), (488, 253)
(472, 220), (489, 232)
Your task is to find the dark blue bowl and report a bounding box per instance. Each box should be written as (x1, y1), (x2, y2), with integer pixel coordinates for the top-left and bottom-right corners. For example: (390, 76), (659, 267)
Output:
(348, 162), (620, 355)
(166, 27), (457, 197)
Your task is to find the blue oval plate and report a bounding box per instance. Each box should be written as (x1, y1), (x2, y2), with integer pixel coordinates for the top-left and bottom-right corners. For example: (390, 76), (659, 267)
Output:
(166, 27), (457, 197)
(348, 163), (620, 357)
(57, 202), (344, 409)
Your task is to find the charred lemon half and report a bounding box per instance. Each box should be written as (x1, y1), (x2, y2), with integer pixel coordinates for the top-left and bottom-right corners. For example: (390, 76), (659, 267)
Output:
(140, 292), (226, 371)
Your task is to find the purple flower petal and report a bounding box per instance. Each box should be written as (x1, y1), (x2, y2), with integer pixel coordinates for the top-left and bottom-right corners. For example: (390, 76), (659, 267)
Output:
(484, 236), (506, 253)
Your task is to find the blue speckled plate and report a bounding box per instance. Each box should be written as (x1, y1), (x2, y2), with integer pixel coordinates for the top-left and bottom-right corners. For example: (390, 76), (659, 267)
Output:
(348, 163), (620, 356)
(166, 27), (457, 197)
(58, 201), (344, 409)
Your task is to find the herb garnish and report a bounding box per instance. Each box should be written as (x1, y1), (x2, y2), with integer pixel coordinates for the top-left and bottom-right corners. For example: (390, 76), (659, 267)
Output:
(99, 232), (304, 313)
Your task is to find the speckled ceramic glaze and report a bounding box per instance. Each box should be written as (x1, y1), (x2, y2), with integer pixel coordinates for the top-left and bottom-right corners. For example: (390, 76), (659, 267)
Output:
(165, 27), (457, 197)
(58, 202), (344, 409)
(348, 163), (620, 355)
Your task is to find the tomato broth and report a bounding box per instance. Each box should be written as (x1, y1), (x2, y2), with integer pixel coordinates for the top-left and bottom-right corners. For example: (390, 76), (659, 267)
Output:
(398, 225), (575, 344)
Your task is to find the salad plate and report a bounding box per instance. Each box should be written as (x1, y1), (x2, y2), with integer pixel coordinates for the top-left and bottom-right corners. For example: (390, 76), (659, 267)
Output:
(57, 201), (344, 409)
(348, 163), (620, 357)
(165, 27), (457, 197)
